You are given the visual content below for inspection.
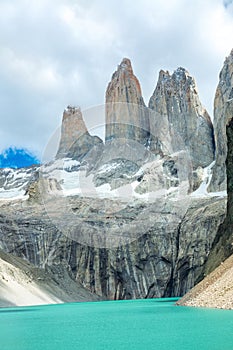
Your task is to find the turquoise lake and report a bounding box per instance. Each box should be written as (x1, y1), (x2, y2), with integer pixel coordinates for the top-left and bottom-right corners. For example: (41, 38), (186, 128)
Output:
(0, 298), (233, 350)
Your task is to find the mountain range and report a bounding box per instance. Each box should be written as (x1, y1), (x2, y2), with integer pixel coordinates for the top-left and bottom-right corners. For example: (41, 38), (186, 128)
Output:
(0, 50), (233, 308)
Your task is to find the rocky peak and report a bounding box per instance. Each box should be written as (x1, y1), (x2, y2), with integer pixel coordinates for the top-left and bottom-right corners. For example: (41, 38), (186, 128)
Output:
(150, 67), (203, 114)
(109, 58), (144, 98)
(118, 57), (134, 74)
(209, 49), (233, 191)
(173, 67), (190, 80)
(219, 49), (233, 85)
(105, 58), (149, 145)
(56, 106), (103, 161)
(56, 106), (87, 158)
(149, 67), (215, 168)
(159, 67), (191, 85)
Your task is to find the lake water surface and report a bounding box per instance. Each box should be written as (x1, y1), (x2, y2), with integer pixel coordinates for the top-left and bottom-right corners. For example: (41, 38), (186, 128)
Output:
(0, 298), (233, 350)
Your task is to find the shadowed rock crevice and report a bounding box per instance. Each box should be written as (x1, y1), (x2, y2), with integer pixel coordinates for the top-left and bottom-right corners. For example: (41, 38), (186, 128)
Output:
(203, 116), (233, 276)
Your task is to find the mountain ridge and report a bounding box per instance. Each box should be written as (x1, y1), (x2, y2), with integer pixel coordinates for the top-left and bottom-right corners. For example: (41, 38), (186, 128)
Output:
(0, 51), (232, 307)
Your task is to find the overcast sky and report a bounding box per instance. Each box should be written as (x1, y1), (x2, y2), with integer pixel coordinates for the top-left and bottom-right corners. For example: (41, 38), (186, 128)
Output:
(0, 0), (233, 159)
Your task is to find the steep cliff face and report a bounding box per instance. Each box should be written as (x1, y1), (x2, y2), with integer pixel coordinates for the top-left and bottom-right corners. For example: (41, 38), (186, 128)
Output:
(203, 111), (233, 276)
(72, 198), (225, 299)
(56, 106), (103, 161)
(209, 50), (233, 191)
(0, 249), (101, 307)
(105, 58), (150, 145)
(0, 193), (225, 300)
(177, 109), (233, 310)
(149, 68), (215, 168)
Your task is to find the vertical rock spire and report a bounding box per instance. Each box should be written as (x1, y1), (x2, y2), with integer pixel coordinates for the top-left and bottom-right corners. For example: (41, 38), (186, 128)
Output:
(56, 106), (102, 160)
(56, 106), (88, 158)
(105, 58), (150, 145)
(149, 67), (215, 168)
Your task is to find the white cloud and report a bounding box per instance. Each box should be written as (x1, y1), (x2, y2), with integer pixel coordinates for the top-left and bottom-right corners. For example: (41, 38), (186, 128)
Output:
(0, 48), (62, 93)
(0, 0), (233, 157)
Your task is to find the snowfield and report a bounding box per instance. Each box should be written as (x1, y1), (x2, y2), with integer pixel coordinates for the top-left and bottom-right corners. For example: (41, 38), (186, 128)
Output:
(0, 158), (227, 201)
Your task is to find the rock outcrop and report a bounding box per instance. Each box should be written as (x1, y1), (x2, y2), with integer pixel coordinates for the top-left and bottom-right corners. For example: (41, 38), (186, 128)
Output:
(56, 106), (103, 161)
(149, 68), (215, 168)
(209, 50), (233, 191)
(105, 58), (150, 145)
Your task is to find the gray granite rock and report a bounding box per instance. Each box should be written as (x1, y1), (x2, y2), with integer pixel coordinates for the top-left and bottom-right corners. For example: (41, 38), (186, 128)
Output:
(149, 68), (215, 169)
(0, 191), (226, 300)
(209, 50), (233, 191)
(56, 106), (103, 161)
(203, 114), (233, 276)
(105, 58), (150, 145)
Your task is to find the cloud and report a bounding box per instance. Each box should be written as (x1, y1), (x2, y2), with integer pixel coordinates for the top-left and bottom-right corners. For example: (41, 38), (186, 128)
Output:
(224, 0), (233, 8)
(0, 0), (233, 158)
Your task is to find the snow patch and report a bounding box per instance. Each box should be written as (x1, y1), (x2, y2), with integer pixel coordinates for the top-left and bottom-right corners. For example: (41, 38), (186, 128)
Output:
(97, 162), (121, 175)
(191, 161), (227, 198)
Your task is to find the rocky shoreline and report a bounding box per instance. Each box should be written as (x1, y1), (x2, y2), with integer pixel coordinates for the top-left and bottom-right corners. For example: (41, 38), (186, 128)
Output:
(177, 254), (233, 310)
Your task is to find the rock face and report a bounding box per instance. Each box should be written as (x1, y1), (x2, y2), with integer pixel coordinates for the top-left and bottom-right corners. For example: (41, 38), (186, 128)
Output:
(209, 50), (233, 191)
(105, 58), (150, 145)
(0, 249), (101, 307)
(94, 58), (152, 189)
(149, 68), (215, 168)
(56, 106), (103, 161)
(100, 60), (211, 191)
(72, 197), (225, 299)
(203, 115), (233, 276)
(0, 166), (38, 198)
(0, 193), (226, 300)
(177, 86), (233, 310)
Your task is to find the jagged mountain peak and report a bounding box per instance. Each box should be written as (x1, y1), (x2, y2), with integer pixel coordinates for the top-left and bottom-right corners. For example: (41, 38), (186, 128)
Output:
(172, 67), (192, 82)
(157, 67), (194, 87)
(149, 66), (215, 168)
(219, 49), (233, 84)
(56, 106), (88, 159)
(150, 66), (206, 112)
(118, 57), (133, 73)
(63, 105), (82, 117)
(173, 66), (189, 75)
(105, 57), (148, 144)
(109, 57), (142, 97)
(56, 106), (103, 162)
